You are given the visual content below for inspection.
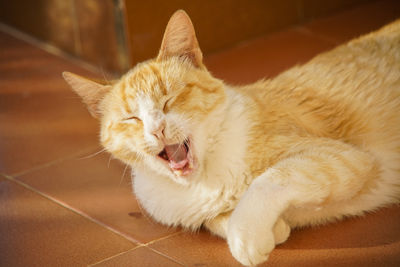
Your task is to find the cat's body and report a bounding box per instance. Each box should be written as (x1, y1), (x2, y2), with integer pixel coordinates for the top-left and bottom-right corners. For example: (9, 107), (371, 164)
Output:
(64, 11), (400, 266)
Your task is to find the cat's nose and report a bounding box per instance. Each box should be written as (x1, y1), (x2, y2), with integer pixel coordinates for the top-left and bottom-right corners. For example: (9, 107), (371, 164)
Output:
(152, 122), (165, 140)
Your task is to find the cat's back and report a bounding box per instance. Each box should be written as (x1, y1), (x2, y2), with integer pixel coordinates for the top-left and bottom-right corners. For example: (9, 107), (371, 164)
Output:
(255, 19), (400, 140)
(279, 19), (400, 103)
(239, 20), (400, 172)
(310, 19), (399, 132)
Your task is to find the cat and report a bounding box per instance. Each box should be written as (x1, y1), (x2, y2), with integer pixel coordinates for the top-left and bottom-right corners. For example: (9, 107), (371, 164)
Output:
(63, 10), (400, 266)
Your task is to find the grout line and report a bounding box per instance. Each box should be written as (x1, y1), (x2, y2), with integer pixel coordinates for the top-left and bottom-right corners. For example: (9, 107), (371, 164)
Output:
(87, 231), (185, 266)
(10, 146), (101, 178)
(147, 247), (187, 266)
(88, 240), (186, 267)
(143, 231), (183, 246)
(87, 244), (146, 267)
(144, 231), (187, 266)
(1, 173), (142, 246)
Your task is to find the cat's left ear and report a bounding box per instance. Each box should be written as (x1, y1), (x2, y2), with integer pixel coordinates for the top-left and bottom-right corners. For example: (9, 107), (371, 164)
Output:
(157, 10), (203, 68)
(62, 72), (111, 118)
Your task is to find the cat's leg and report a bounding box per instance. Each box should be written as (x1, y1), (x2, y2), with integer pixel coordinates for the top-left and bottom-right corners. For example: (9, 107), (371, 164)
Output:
(204, 212), (290, 245)
(227, 138), (378, 266)
(204, 212), (231, 239)
(227, 180), (291, 266)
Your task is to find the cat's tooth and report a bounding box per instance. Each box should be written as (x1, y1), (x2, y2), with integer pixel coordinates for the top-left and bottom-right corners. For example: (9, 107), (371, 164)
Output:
(189, 161), (193, 169)
(174, 170), (182, 176)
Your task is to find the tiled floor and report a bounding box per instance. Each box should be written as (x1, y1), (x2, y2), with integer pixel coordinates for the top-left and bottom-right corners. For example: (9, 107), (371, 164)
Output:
(1, 0), (400, 266)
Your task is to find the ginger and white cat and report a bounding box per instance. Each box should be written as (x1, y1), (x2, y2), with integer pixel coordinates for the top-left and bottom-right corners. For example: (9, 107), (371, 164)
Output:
(63, 10), (400, 266)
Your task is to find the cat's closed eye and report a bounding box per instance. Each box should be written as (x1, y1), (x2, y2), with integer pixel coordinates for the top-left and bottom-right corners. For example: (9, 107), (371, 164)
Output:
(123, 115), (142, 122)
(163, 98), (173, 112)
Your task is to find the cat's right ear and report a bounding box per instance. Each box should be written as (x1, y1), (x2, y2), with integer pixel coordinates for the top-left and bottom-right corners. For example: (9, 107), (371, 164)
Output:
(62, 72), (111, 118)
(157, 10), (204, 68)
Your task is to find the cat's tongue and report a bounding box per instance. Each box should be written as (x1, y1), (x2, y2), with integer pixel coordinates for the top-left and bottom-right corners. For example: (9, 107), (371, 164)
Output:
(164, 144), (188, 169)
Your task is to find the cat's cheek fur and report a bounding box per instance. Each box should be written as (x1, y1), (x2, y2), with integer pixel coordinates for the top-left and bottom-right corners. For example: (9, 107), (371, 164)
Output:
(100, 122), (139, 164)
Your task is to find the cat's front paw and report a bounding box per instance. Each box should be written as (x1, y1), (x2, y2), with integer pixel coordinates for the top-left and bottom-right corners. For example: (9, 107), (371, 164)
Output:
(227, 218), (275, 266)
(273, 218), (290, 245)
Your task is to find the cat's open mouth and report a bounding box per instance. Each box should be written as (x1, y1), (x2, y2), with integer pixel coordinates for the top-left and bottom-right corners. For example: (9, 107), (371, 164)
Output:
(157, 138), (195, 177)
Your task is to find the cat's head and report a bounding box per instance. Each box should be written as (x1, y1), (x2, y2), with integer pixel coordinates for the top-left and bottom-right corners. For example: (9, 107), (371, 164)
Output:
(63, 10), (226, 184)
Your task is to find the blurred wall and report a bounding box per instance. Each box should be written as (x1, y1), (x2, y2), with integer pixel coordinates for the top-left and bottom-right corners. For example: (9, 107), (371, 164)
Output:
(123, 0), (373, 65)
(0, 0), (129, 74)
(0, 0), (373, 74)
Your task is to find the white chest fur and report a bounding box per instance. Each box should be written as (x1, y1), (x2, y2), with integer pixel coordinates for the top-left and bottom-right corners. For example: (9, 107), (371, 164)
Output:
(132, 89), (252, 229)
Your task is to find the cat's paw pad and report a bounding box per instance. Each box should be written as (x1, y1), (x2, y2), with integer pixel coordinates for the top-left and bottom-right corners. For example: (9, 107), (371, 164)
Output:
(273, 218), (290, 245)
(227, 226), (275, 266)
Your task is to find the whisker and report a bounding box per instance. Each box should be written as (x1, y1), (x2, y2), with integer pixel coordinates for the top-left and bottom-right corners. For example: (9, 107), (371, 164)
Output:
(119, 157), (132, 186)
(132, 153), (141, 166)
(100, 66), (111, 84)
(77, 148), (106, 160)
(107, 154), (113, 168)
(131, 150), (144, 168)
(171, 142), (185, 159)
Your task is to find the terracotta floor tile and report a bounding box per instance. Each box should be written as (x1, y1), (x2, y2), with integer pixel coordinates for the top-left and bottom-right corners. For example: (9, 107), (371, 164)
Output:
(0, 31), (102, 175)
(268, 243), (400, 267)
(149, 231), (242, 267)
(280, 205), (400, 250)
(204, 28), (335, 85)
(148, 206), (400, 267)
(303, 0), (400, 44)
(16, 151), (178, 244)
(264, 206), (400, 267)
(0, 90), (99, 175)
(90, 246), (183, 267)
(0, 175), (136, 267)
